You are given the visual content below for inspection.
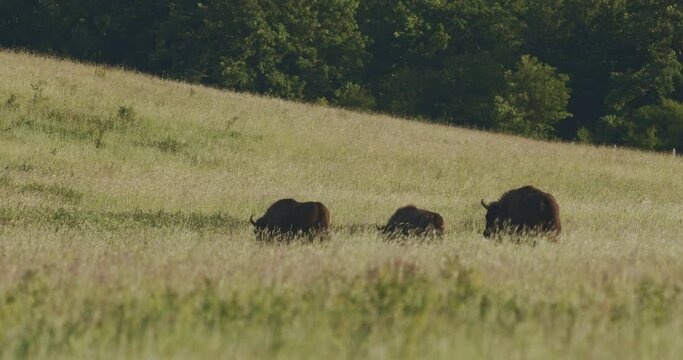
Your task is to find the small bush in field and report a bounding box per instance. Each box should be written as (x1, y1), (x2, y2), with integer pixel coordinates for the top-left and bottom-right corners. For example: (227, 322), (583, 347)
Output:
(4, 94), (19, 110)
(117, 105), (136, 124)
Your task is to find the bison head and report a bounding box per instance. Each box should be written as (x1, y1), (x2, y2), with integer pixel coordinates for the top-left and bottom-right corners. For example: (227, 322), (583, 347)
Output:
(249, 214), (266, 231)
(250, 214), (271, 241)
(481, 199), (502, 238)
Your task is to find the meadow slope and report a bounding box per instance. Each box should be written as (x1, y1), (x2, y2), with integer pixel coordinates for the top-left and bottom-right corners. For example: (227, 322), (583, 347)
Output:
(1, 51), (683, 359)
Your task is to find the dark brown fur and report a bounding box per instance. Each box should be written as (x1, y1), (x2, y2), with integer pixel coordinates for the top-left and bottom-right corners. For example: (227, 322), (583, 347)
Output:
(481, 185), (561, 238)
(250, 198), (330, 240)
(379, 205), (445, 238)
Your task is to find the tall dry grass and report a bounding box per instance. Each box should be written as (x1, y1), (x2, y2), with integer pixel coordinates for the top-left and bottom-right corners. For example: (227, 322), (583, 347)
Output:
(1, 51), (683, 359)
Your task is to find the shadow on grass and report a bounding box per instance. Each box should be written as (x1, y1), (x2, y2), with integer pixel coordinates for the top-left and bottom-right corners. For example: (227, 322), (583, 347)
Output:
(331, 223), (379, 235)
(0, 207), (242, 232)
(18, 183), (84, 203)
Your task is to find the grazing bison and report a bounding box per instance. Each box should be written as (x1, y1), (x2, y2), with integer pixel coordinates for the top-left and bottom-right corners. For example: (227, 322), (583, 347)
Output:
(378, 205), (445, 238)
(249, 198), (330, 240)
(481, 185), (561, 238)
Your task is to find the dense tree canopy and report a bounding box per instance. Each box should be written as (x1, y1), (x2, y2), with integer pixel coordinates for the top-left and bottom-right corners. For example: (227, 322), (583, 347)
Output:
(1, 0), (681, 150)
(492, 55), (571, 139)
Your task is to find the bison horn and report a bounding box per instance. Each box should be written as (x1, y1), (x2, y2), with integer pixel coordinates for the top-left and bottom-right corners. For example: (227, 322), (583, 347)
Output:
(249, 215), (257, 226)
(480, 199), (489, 209)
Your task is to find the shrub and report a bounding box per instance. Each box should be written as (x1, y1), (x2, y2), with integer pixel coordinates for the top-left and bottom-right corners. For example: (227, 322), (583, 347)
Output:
(333, 82), (375, 110)
(630, 99), (683, 151)
(493, 55), (572, 139)
(595, 100), (683, 151)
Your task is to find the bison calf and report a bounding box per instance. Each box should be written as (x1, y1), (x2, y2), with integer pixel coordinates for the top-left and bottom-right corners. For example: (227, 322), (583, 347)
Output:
(378, 205), (445, 238)
(481, 185), (561, 238)
(249, 198), (330, 240)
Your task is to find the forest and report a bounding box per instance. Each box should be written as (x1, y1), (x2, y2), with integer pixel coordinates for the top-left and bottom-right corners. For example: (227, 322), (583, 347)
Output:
(1, 0), (681, 150)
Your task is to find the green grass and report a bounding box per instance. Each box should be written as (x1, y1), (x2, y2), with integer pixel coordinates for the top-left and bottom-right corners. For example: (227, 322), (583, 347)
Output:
(1, 50), (683, 359)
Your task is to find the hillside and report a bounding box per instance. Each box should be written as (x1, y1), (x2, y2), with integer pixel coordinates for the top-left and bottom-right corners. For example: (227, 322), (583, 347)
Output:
(1, 51), (683, 359)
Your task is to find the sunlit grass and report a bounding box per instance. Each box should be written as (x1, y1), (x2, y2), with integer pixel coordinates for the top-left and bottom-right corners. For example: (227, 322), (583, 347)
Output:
(1, 51), (683, 359)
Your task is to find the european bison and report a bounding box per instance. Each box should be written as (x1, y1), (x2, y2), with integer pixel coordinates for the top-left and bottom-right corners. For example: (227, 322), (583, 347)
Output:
(249, 198), (330, 240)
(378, 205), (445, 238)
(481, 185), (561, 238)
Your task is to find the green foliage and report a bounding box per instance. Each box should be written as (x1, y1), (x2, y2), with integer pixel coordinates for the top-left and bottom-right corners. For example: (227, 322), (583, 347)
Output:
(607, 49), (682, 114)
(202, 0), (367, 101)
(221, 59), (256, 90)
(576, 127), (593, 144)
(595, 114), (635, 146)
(516, 0), (683, 146)
(0, 0), (681, 149)
(493, 55), (571, 139)
(605, 2), (683, 114)
(596, 100), (683, 150)
(358, 0), (521, 124)
(333, 82), (376, 110)
(630, 99), (683, 151)
(379, 67), (434, 117)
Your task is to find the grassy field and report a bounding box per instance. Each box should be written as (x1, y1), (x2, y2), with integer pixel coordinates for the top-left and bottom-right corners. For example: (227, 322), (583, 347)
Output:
(1, 50), (683, 359)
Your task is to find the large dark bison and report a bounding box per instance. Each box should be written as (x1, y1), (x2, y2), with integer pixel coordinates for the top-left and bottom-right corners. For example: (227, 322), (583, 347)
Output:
(481, 185), (561, 238)
(249, 198), (330, 240)
(378, 205), (445, 238)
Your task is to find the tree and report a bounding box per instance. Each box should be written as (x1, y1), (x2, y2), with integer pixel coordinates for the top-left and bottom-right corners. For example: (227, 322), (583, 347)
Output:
(493, 55), (571, 139)
(629, 99), (683, 151)
(357, 0), (523, 126)
(605, 2), (683, 115)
